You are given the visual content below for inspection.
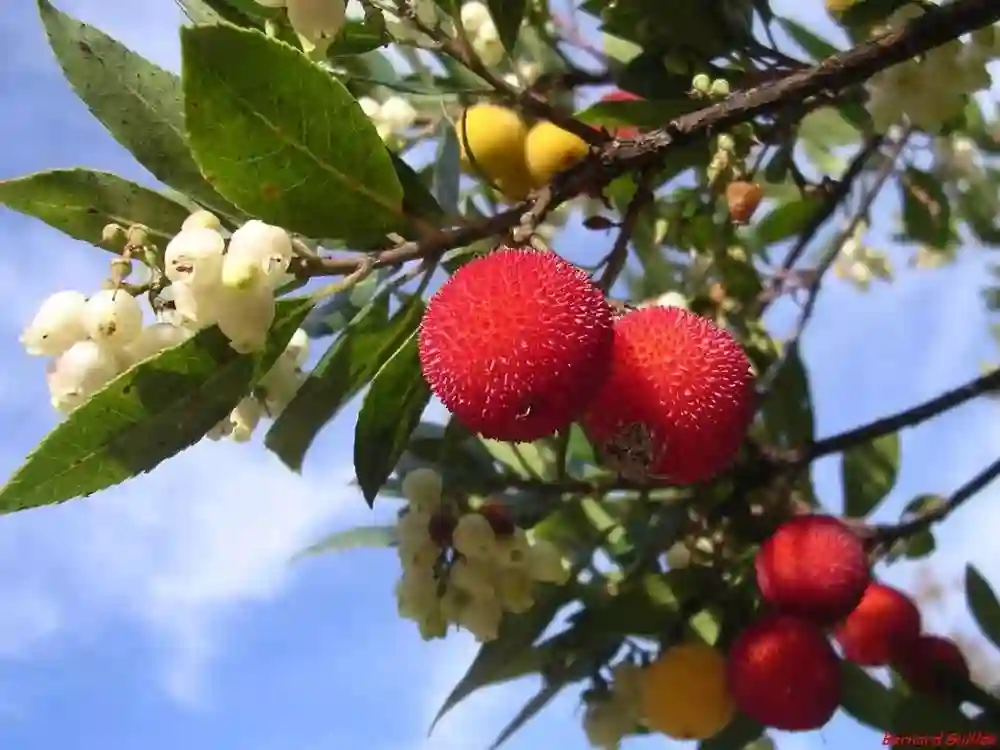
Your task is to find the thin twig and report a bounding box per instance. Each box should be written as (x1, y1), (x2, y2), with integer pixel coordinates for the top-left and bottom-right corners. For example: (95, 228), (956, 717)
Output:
(756, 132), (907, 400)
(871, 455), (1000, 543)
(597, 171), (655, 293)
(800, 368), (1000, 464)
(756, 135), (886, 313)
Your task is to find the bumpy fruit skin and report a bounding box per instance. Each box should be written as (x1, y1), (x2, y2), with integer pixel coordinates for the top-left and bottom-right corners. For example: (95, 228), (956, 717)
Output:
(755, 514), (870, 624)
(638, 642), (735, 740)
(893, 634), (970, 695)
(600, 90), (643, 139)
(457, 104), (534, 200)
(727, 615), (841, 732)
(725, 181), (763, 224)
(524, 121), (590, 188)
(580, 306), (755, 485)
(834, 582), (921, 666)
(418, 247), (614, 442)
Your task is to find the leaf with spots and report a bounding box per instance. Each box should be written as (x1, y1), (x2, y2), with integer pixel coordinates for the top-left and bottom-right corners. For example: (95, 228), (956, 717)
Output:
(0, 298), (311, 514)
(0, 169), (193, 251)
(38, 0), (239, 218)
(181, 24), (405, 242)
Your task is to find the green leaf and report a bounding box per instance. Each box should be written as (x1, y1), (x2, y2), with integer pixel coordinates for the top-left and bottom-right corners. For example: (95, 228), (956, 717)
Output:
(265, 296), (422, 471)
(429, 586), (573, 730)
(326, 20), (392, 57)
(432, 124), (462, 217)
(900, 167), (953, 249)
(300, 267), (388, 338)
(776, 17), (840, 60)
(754, 197), (821, 245)
(760, 347), (814, 446)
(838, 662), (894, 730)
(842, 432), (900, 517)
(575, 98), (699, 130)
(966, 565), (1000, 652)
(354, 329), (431, 505)
(487, 681), (562, 750)
(0, 299), (310, 514)
(392, 153), (446, 224)
(488, 0), (526, 52)
(181, 25), (405, 241)
(293, 524), (396, 560)
(38, 0), (237, 217)
(0, 169), (192, 249)
(902, 529), (936, 560)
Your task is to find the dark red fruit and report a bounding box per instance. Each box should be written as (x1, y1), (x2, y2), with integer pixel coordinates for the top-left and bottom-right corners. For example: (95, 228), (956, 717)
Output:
(755, 514), (870, 624)
(479, 502), (515, 537)
(893, 634), (970, 695)
(834, 583), (922, 666)
(428, 510), (457, 547)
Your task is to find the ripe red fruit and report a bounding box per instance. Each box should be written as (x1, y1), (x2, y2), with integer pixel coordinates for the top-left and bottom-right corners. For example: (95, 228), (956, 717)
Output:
(727, 614), (841, 731)
(600, 90), (643, 139)
(893, 634), (970, 695)
(418, 247), (613, 442)
(755, 514), (870, 624)
(726, 181), (763, 224)
(479, 502), (515, 537)
(579, 306), (754, 484)
(834, 582), (922, 666)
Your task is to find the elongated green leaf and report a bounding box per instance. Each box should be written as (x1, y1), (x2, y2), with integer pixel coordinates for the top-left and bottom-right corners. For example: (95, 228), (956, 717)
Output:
(326, 20), (393, 57)
(266, 297), (423, 471)
(966, 565), (1000, 652)
(181, 24), (405, 241)
(38, 0), (237, 217)
(838, 662), (894, 730)
(433, 124), (461, 216)
(301, 267), (387, 338)
(487, 682), (562, 750)
(754, 197), (821, 245)
(488, 0), (527, 52)
(0, 299), (310, 513)
(842, 432), (900, 517)
(354, 330), (431, 505)
(392, 153), (446, 224)
(575, 98), (699, 130)
(293, 524), (396, 560)
(0, 169), (192, 249)
(776, 17), (840, 60)
(760, 347), (814, 447)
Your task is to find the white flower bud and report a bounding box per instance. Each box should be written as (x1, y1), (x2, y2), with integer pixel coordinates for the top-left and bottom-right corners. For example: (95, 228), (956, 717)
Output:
(181, 210), (222, 232)
(82, 289), (144, 348)
(401, 468), (443, 511)
(165, 283), (222, 330)
(20, 290), (88, 356)
(357, 96), (381, 119)
(494, 569), (534, 614)
(527, 538), (569, 584)
(379, 96), (418, 133)
(449, 558), (494, 596)
(460, 2), (491, 34)
(283, 328), (310, 367)
(493, 529), (531, 570)
(47, 340), (123, 414)
(452, 513), (497, 560)
(259, 357), (304, 416)
(396, 568), (440, 620)
(226, 220), (294, 289)
(123, 323), (191, 366)
(457, 593), (502, 642)
(215, 287), (276, 354)
(230, 397), (264, 442)
(164, 227), (225, 288)
(287, 0), (347, 54)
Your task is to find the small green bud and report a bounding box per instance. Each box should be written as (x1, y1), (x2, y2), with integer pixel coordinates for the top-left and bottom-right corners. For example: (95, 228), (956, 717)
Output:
(691, 73), (712, 95)
(709, 78), (731, 98)
(101, 223), (126, 245)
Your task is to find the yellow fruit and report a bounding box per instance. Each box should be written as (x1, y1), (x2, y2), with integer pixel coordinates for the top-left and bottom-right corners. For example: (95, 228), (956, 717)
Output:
(638, 641), (735, 740)
(523, 121), (590, 189)
(824, 0), (857, 14)
(456, 104), (534, 201)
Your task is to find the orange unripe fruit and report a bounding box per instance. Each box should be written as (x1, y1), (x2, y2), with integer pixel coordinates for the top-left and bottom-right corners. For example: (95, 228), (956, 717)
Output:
(893, 634), (970, 695)
(599, 90), (643, 139)
(638, 642), (735, 740)
(524, 121), (590, 188)
(457, 104), (534, 201)
(580, 306), (755, 485)
(755, 514), (870, 624)
(726, 181), (763, 224)
(418, 247), (614, 442)
(834, 582), (921, 666)
(825, 0), (858, 15)
(727, 614), (841, 732)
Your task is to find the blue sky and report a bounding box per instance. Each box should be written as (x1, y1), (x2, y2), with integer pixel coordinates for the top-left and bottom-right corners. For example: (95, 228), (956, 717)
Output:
(0, 1), (998, 749)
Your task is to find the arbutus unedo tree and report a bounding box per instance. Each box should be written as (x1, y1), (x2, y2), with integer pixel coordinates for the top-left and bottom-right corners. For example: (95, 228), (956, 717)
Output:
(6, 0), (1000, 746)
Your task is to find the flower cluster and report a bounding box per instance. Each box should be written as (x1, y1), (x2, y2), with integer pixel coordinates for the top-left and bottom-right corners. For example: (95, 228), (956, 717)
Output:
(356, 95), (419, 143)
(393, 468), (571, 642)
(582, 663), (643, 750)
(866, 13), (999, 133)
(21, 210), (309, 443)
(460, 2), (506, 66)
(832, 219), (892, 291)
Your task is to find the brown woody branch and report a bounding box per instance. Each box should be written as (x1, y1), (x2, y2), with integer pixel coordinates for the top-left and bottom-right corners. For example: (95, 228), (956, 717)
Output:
(299, 0), (1000, 278)
(799, 368), (1000, 464)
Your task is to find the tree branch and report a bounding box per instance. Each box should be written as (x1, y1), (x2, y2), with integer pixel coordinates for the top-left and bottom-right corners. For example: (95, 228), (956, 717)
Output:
(301, 0), (1000, 279)
(597, 170), (655, 293)
(800, 368), (1000, 464)
(872, 455), (1000, 544)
